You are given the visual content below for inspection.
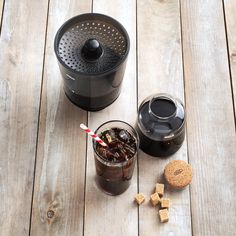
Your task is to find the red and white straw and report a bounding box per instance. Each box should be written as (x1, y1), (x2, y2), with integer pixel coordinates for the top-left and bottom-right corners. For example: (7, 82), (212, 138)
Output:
(80, 123), (108, 147)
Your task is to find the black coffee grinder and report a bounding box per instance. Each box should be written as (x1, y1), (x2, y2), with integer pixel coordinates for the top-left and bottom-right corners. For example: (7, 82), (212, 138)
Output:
(54, 13), (130, 111)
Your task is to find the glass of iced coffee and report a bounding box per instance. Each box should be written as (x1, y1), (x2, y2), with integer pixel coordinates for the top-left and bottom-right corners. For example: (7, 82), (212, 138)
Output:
(93, 120), (139, 195)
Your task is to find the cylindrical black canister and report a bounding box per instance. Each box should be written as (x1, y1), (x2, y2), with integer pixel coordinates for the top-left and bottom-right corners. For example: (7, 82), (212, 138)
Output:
(54, 13), (130, 111)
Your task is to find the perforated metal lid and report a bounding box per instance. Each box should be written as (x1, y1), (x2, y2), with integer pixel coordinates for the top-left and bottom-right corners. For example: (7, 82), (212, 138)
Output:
(54, 13), (130, 75)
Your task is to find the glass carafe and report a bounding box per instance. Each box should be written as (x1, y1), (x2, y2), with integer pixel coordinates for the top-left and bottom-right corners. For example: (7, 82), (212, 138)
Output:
(136, 93), (185, 157)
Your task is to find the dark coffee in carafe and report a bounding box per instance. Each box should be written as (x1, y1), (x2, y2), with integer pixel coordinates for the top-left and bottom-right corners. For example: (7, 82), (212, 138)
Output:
(136, 94), (185, 157)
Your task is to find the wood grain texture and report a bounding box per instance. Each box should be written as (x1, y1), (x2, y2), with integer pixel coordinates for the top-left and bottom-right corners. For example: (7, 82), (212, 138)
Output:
(181, 0), (236, 235)
(30, 0), (91, 235)
(0, 0), (48, 235)
(83, 0), (138, 235)
(224, 0), (236, 119)
(137, 0), (192, 235)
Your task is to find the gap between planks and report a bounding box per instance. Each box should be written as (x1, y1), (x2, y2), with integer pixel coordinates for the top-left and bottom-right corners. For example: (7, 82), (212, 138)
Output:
(179, 0), (194, 235)
(135, 1), (140, 236)
(221, 0), (236, 128)
(0, 0), (5, 36)
(28, 0), (51, 235)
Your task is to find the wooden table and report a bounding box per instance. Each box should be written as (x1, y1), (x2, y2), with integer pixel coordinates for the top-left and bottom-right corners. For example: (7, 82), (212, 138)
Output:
(0, 0), (235, 235)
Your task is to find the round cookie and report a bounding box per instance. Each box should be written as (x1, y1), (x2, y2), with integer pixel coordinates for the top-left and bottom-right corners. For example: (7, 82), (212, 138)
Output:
(164, 160), (193, 189)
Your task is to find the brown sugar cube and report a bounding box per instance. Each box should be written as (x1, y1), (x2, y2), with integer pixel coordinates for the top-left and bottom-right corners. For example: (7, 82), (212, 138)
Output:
(159, 209), (169, 223)
(155, 183), (164, 196)
(134, 193), (145, 205)
(150, 192), (161, 206)
(161, 198), (171, 208)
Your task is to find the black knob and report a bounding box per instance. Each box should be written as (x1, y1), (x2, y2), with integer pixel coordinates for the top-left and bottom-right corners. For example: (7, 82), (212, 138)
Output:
(82, 38), (103, 61)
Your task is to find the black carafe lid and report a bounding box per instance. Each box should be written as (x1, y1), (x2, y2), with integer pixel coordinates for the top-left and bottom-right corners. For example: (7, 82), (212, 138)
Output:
(54, 13), (130, 75)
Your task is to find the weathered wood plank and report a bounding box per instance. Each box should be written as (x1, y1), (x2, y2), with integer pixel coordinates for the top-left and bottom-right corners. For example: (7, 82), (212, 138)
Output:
(30, 1), (91, 235)
(0, 0), (48, 235)
(224, 0), (236, 119)
(84, 0), (138, 235)
(181, 0), (236, 235)
(137, 0), (192, 235)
